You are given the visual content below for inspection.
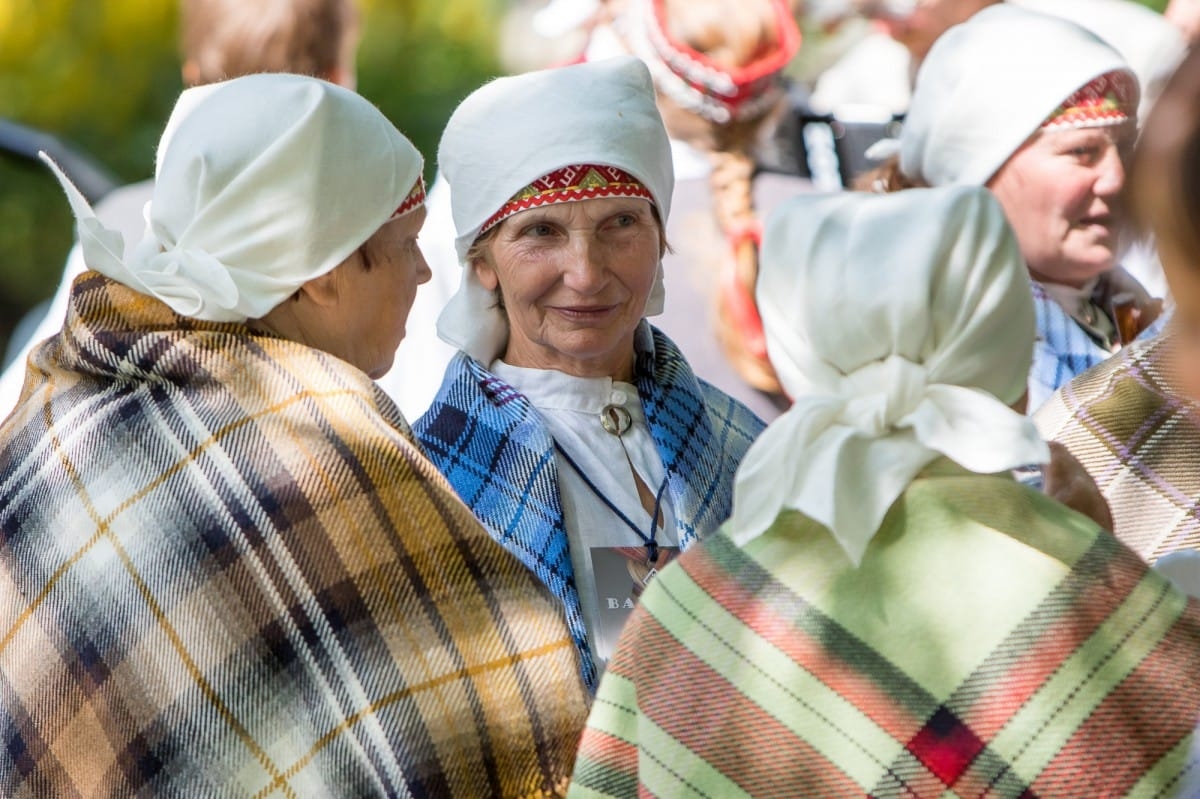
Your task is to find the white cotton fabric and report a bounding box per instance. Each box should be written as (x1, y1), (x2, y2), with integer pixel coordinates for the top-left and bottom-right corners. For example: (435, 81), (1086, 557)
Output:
(491, 360), (678, 665)
(728, 186), (1050, 564)
(41, 73), (423, 323)
(436, 56), (674, 364)
(898, 4), (1136, 187)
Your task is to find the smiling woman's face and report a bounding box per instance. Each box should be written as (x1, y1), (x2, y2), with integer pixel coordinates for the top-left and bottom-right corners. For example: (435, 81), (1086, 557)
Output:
(472, 196), (663, 381)
(987, 122), (1136, 288)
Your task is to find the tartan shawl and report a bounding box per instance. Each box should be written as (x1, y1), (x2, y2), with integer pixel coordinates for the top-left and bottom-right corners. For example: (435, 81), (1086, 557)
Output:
(1028, 278), (1164, 412)
(413, 323), (765, 691)
(0, 273), (590, 798)
(571, 462), (1200, 798)
(1036, 332), (1200, 563)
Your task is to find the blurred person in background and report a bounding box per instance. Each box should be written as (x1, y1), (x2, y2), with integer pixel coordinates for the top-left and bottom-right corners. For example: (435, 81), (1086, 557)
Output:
(1036, 44), (1200, 574)
(0, 73), (589, 797)
(383, 0), (810, 424)
(811, 0), (1183, 124)
(569, 184), (1200, 799)
(866, 5), (1163, 413)
(0, 0), (362, 422)
(415, 57), (765, 691)
(571, 0), (810, 422)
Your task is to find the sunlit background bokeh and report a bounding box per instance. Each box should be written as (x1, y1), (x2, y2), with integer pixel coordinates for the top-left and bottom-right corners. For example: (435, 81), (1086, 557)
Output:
(0, 0), (507, 360)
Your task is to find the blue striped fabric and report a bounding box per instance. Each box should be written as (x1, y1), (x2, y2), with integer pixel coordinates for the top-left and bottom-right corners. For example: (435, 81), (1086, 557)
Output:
(414, 323), (765, 689)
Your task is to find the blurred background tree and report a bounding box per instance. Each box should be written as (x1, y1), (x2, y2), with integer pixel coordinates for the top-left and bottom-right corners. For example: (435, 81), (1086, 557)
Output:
(0, 0), (505, 363)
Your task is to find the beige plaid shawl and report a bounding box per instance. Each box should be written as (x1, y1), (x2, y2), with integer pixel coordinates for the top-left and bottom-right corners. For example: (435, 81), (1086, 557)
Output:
(0, 272), (589, 797)
(1035, 331), (1200, 563)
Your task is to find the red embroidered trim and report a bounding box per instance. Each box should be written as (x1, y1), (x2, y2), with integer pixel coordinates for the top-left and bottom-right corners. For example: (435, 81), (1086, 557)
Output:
(1042, 71), (1136, 130)
(392, 176), (426, 218)
(480, 164), (654, 233)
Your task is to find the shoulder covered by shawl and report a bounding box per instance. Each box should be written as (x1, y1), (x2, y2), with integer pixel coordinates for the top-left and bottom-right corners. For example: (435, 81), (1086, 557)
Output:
(1035, 331), (1200, 562)
(0, 274), (589, 797)
(573, 467), (1200, 797)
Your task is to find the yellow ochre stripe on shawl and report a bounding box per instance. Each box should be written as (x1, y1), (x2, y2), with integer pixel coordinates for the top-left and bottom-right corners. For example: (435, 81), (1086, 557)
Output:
(278, 382), (521, 762)
(3, 406), (297, 795)
(253, 639), (577, 799)
(2, 383), (358, 656)
(638, 564), (904, 791)
(986, 572), (1187, 783)
(1, 385), (395, 796)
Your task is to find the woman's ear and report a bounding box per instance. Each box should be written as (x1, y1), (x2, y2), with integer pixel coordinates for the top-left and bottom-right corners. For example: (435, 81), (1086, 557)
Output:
(296, 262), (345, 307)
(473, 256), (500, 291)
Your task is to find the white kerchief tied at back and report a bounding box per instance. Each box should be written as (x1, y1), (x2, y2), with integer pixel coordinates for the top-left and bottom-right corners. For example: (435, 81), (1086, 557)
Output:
(897, 4), (1137, 187)
(729, 186), (1050, 565)
(40, 73), (425, 322)
(435, 56), (674, 364)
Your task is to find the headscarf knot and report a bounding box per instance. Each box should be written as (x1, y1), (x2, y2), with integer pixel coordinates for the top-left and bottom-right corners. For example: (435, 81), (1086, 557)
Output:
(838, 355), (928, 437)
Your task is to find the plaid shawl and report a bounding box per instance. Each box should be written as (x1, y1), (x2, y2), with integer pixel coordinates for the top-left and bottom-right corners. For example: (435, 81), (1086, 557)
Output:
(571, 463), (1200, 798)
(1036, 332), (1200, 563)
(413, 323), (765, 691)
(0, 273), (590, 798)
(1028, 279), (1164, 412)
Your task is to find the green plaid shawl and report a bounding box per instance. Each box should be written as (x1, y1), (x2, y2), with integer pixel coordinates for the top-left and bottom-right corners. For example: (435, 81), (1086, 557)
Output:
(1036, 332), (1200, 563)
(0, 273), (589, 798)
(570, 462), (1200, 798)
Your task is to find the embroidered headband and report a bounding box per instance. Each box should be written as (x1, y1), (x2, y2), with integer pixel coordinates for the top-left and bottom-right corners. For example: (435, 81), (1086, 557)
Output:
(479, 164), (654, 234)
(392, 176), (427, 219)
(620, 0), (801, 124)
(1042, 70), (1136, 131)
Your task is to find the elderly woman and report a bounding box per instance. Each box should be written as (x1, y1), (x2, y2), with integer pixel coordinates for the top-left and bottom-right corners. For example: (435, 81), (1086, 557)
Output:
(0, 75), (589, 796)
(1036, 44), (1200, 568)
(414, 56), (765, 690)
(569, 186), (1200, 797)
(577, 0), (807, 420)
(870, 4), (1162, 412)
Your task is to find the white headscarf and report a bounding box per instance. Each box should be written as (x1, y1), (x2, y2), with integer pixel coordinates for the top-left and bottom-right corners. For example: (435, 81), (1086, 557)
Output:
(435, 56), (674, 364)
(898, 4), (1137, 187)
(41, 73), (424, 323)
(728, 186), (1050, 565)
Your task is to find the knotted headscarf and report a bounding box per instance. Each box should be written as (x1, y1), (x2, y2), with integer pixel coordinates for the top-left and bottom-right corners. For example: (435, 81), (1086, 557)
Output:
(435, 56), (674, 364)
(728, 186), (1050, 564)
(41, 73), (425, 322)
(896, 4), (1137, 187)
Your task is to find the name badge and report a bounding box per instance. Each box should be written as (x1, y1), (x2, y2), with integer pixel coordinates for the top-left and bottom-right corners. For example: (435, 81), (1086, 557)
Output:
(589, 545), (679, 662)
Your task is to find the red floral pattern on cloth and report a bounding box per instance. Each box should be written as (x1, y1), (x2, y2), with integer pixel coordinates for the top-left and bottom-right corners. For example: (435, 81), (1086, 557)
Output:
(1042, 70), (1136, 131)
(480, 164), (654, 233)
(391, 176), (426, 218)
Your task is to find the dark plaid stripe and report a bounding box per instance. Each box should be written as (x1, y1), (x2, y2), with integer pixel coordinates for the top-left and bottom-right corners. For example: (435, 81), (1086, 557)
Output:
(573, 476), (1200, 798)
(415, 322), (764, 690)
(0, 274), (590, 797)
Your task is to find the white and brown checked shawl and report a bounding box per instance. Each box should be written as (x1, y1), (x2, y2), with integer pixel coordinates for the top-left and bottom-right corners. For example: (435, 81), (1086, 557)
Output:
(1036, 331), (1200, 563)
(0, 272), (590, 798)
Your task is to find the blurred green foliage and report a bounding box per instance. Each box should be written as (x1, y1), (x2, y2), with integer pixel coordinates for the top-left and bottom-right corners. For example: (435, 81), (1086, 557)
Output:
(0, 0), (505, 360)
(0, 0), (1176, 362)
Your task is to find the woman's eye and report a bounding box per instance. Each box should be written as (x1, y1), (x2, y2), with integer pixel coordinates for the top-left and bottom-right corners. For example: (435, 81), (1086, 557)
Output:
(1065, 143), (1105, 164)
(522, 223), (555, 238)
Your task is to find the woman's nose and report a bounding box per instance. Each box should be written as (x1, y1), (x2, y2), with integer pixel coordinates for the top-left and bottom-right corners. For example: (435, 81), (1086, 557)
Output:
(560, 236), (606, 292)
(1093, 144), (1126, 197)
